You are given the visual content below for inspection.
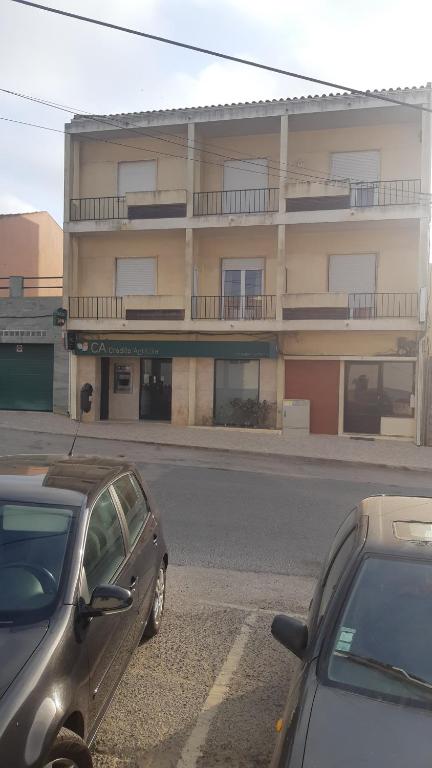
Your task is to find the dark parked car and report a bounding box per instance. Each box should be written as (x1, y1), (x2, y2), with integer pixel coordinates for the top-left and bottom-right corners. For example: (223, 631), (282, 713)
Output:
(0, 454), (168, 768)
(271, 495), (432, 768)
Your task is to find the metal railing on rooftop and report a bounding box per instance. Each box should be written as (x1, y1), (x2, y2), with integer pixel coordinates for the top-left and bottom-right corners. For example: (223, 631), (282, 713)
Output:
(0, 276), (63, 297)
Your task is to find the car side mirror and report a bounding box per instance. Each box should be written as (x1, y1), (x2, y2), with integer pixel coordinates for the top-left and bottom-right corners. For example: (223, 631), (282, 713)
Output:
(81, 585), (133, 618)
(271, 614), (308, 659)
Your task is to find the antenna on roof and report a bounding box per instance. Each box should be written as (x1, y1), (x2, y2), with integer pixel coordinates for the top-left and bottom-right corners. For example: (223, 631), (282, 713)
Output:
(68, 383), (93, 457)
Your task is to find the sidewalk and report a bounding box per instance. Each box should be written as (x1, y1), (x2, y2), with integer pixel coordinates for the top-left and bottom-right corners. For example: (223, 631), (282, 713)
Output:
(1, 410), (432, 472)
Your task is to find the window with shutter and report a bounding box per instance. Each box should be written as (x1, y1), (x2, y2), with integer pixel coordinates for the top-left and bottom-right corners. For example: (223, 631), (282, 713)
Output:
(331, 151), (380, 206)
(118, 161), (157, 195)
(116, 258), (156, 296)
(329, 253), (377, 316)
(223, 159), (269, 213)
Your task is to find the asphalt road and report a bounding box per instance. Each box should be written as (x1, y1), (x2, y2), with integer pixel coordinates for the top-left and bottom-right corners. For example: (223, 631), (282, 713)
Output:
(3, 427), (432, 767)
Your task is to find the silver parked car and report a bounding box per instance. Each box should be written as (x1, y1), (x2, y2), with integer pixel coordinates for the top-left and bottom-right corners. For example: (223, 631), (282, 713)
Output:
(271, 495), (432, 768)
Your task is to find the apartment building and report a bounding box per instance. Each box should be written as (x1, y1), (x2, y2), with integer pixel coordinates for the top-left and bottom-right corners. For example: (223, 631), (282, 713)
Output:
(64, 85), (431, 441)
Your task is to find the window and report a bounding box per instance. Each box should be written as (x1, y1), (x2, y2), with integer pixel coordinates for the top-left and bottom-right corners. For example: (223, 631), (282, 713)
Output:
(328, 253), (376, 316)
(116, 257), (156, 296)
(344, 361), (415, 435)
(113, 474), (149, 547)
(0, 502), (75, 623)
(331, 151), (380, 206)
(327, 557), (432, 708)
(118, 160), (156, 195)
(317, 528), (356, 622)
(223, 159), (269, 213)
(214, 359), (259, 426)
(222, 258), (264, 319)
(84, 489), (126, 594)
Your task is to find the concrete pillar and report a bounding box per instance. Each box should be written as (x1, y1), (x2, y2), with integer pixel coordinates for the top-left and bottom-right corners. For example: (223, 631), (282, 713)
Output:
(276, 352), (285, 429)
(276, 225), (286, 321)
(9, 276), (23, 298)
(69, 352), (78, 420)
(279, 115), (289, 213)
(188, 357), (197, 425)
(184, 228), (194, 321)
(187, 122), (196, 218)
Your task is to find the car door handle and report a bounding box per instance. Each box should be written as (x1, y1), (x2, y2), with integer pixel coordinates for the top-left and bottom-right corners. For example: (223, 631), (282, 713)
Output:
(153, 533), (158, 546)
(129, 576), (138, 592)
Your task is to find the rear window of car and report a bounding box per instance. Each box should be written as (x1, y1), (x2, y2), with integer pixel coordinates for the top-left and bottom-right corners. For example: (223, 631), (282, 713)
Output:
(325, 556), (432, 708)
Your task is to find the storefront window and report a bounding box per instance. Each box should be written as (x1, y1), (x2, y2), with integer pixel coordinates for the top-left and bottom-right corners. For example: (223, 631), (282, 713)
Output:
(344, 361), (415, 434)
(214, 360), (259, 426)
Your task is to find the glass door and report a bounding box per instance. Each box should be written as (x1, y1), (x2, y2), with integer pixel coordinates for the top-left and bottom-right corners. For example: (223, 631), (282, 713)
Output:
(140, 359), (172, 421)
(222, 267), (263, 319)
(344, 361), (415, 434)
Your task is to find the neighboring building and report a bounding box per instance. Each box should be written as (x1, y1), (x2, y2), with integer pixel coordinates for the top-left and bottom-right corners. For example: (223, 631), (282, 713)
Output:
(64, 85), (431, 442)
(0, 212), (68, 413)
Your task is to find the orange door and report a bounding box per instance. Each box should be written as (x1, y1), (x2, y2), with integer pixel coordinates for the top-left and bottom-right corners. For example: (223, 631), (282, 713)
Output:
(285, 360), (340, 434)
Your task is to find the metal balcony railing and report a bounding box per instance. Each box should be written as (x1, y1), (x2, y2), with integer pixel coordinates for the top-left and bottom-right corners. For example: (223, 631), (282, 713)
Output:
(69, 296), (124, 319)
(0, 276), (63, 297)
(191, 295), (277, 320)
(193, 188), (279, 216)
(348, 293), (419, 319)
(70, 197), (127, 221)
(350, 179), (421, 207)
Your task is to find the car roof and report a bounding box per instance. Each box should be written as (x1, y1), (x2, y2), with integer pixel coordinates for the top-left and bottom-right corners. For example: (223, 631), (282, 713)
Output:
(360, 495), (432, 558)
(0, 454), (137, 508)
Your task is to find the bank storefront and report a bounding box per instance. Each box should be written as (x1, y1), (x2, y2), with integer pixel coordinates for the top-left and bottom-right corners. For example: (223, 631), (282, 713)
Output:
(71, 335), (279, 427)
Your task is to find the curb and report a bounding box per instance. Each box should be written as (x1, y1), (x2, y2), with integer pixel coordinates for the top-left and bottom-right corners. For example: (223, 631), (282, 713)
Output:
(1, 422), (432, 475)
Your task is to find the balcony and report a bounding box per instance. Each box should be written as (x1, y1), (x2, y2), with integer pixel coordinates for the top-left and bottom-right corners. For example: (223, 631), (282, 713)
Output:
(282, 292), (419, 320)
(191, 295), (276, 320)
(70, 190), (187, 222)
(285, 179), (421, 213)
(193, 188), (279, 216)
(68, 295), (186, 321)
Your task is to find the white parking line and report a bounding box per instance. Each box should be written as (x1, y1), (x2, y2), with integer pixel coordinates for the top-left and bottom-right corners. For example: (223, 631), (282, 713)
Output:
(176, 612), (258, 768)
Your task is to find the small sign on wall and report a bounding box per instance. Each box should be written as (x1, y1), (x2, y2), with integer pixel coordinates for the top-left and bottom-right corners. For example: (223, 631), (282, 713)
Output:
(16, 345), (23, 353)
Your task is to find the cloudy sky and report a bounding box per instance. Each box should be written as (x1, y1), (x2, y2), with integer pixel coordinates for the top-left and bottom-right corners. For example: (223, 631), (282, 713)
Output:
(1, 0), (431, 224)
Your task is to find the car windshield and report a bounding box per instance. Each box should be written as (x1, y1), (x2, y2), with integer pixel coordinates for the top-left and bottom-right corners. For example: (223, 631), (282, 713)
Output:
(0, 501), (76, 624)
(326, 556), (432, 707)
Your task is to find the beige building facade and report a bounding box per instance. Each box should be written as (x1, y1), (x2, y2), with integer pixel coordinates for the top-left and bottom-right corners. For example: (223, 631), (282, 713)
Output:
(64, 85), (431, 442)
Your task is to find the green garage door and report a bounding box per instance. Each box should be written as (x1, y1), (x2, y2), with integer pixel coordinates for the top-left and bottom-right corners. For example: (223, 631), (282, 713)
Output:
(0, 344), (54, 411)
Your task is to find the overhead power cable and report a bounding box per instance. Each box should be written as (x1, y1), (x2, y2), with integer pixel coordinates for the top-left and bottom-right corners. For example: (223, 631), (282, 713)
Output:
(1, 113), (430, 208)
(2, 87), (432, 200)
(9, 0), (432, 115)
(0, 88), (353, 187)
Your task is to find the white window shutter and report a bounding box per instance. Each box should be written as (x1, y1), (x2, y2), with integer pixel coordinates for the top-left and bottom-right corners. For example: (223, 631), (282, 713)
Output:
(329, 254), (376, 294)
(223, 159), (268, 191)
(331, 151), (380, 183)
(116, 258), (156, 296)
(118, 161), (157, 195)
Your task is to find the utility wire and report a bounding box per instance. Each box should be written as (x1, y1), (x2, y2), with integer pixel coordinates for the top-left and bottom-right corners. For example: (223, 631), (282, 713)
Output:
(0, 89), (352, 187)
(9, 0), (432, 116)
(1, 113), (430, 207)
(0, 87), (337, 185)
(2, 88), (432, 200)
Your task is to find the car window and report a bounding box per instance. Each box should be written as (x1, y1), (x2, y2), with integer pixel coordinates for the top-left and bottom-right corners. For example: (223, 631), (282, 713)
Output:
(326, 557), (432, 708)
(113, 474), (150, 547)
(317, 528), (356, 622)
(0, 501), (76, 624)
(84, 488), (126, 596)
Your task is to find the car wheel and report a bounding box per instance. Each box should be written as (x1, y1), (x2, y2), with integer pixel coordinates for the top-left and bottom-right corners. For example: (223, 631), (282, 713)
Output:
(43, 727), (93, 768)
(143, 562), (166, 639)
